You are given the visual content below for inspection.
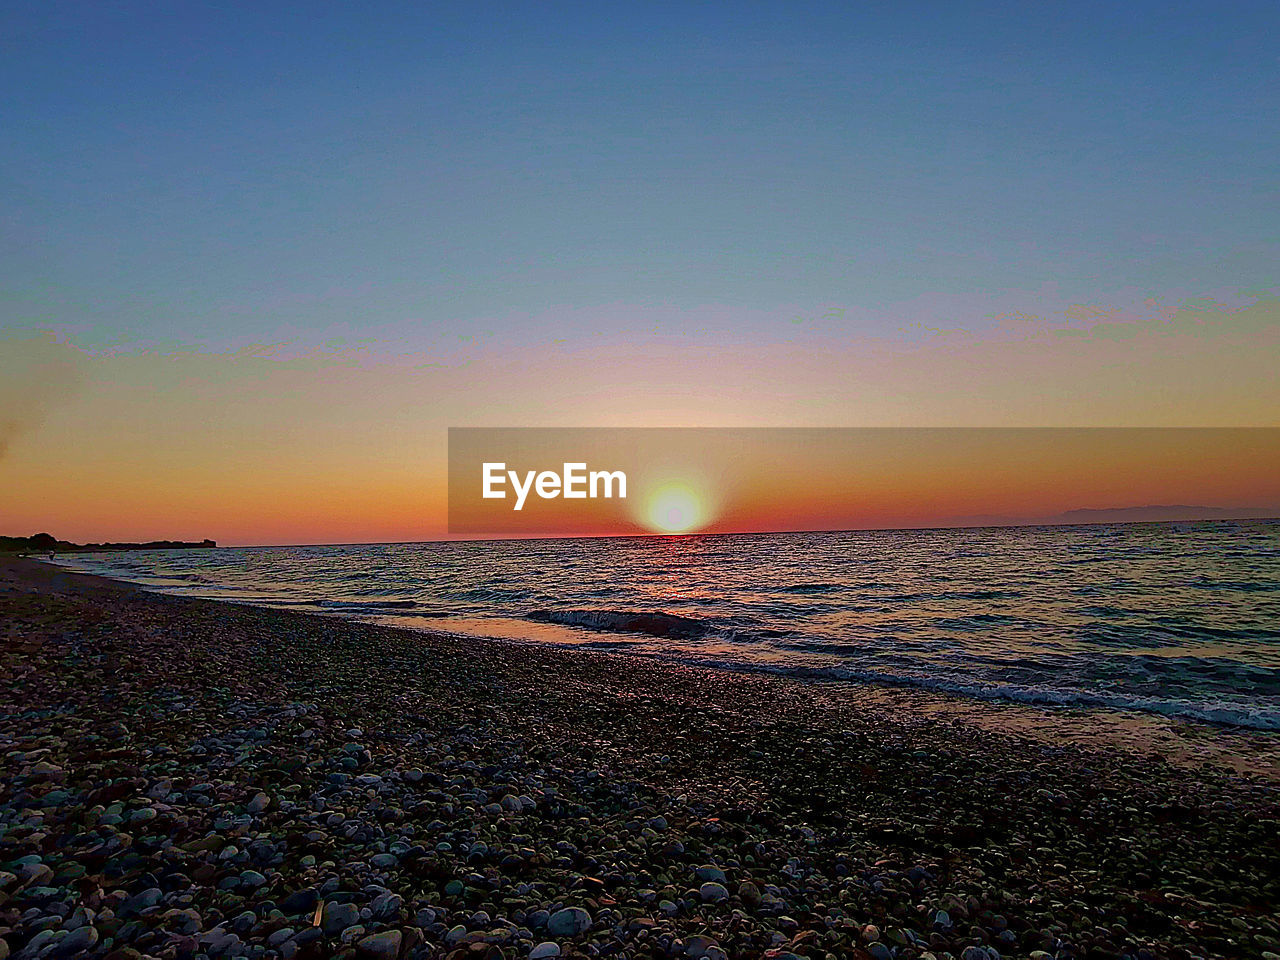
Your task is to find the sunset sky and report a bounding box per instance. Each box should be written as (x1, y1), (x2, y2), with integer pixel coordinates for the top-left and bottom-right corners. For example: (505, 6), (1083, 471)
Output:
(2, 2), (1277, 545)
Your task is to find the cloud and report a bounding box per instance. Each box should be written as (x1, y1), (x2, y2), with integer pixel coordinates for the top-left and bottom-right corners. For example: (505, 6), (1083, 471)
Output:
(0, 332), (88, 462)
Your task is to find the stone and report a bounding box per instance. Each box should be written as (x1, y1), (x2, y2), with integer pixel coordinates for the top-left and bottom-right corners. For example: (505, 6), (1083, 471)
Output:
(694, 865), (726, 883)
(699, 881), (729, 902)
(370, 891), (403, 920)
(54, 927), (100, 956)
(323, 901), (361, 934)
(281, 888), (319, 915)
(355, 930), (402, 960)
(120, 887), (163, 917)
(547, 907), (592, 937)
(530, 943), (561, 959)
(685, 935), (718, 957)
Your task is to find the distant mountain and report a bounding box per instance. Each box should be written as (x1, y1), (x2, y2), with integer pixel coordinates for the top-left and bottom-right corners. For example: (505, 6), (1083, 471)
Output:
(0, 532), (217, 554)
(941, 505), (1277, 529)
(1050, 505), (1278, 524)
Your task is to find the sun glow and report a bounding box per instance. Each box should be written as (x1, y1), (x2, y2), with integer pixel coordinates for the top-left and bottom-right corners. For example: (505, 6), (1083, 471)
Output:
(643, 481), (709, 534)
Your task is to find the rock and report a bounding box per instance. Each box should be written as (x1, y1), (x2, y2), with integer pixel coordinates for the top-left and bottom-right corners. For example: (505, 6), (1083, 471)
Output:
(685, 935), (718, 957)
(21, 931), (57, 957)
(247, 792), (271, 813)
(530, 944), (561, 959)
(160, 908), (202, 935)
(19, 863), (53, 886)
(547, 907), (592, 937)
(323, 901), (361, 934)
(867, 944), (892, 960)
(355, 930), (402, 960)
(370, 891), (403, 920)
(699, 881), (729, 902)
(737, 881), (762, 909)
(120, 887), (163, 917)
(199, 928), (242, 955)
(267, 928), (296, 947)
(281, 888), (319, 915)
(64, 906), (96, 931)
(54, 926), (100, 956)
(693, 865), (726, 883)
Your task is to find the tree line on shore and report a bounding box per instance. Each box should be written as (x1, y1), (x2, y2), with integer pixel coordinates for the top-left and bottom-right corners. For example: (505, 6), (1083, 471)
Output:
(0, 532), (217, 553)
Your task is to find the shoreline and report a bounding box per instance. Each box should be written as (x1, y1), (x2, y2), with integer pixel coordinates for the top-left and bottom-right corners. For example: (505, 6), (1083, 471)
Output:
(39, 554), (1280, 781)
(3, 556), (1279, 960)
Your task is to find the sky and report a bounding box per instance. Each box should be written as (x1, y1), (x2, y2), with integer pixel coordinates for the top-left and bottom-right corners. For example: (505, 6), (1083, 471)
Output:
(447, 429), (1280, 539)
(2, 1), (1277, 544)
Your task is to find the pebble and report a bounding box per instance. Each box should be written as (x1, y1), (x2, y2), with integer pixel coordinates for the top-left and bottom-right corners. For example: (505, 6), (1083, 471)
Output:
(699, 881), (729, 902)
(53, 927), (99, 956)
(546, 907), (593, 937)
(323, 901), (361, 934)
(355, 930), (401, 959)
(0, 559), (1273, 960)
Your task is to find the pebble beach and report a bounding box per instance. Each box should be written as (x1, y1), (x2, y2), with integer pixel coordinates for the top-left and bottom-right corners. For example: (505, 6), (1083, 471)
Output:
(2, 557), (1278, 960)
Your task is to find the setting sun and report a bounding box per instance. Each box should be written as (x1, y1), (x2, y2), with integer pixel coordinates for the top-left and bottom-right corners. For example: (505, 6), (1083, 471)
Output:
(643, 481), (710, 534)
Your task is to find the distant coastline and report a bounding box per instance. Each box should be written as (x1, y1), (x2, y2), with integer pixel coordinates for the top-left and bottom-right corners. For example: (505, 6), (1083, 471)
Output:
(1051, 504), (1279, 524)
(0, 532), (217, 554)
(942, 504), (1279, 531)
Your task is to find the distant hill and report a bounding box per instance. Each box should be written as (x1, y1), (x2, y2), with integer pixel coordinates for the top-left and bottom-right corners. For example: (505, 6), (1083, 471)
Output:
(943, 505), (1278, 529)
(1052, 505), (1278, 524)
(0, 533), (217, 554)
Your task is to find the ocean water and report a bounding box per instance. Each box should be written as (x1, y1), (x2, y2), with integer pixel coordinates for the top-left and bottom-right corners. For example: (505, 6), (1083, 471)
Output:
(51, 521), (1280, 731)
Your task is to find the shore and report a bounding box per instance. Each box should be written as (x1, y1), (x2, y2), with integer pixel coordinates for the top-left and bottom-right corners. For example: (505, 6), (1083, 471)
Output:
(2, 558), (1278, 960)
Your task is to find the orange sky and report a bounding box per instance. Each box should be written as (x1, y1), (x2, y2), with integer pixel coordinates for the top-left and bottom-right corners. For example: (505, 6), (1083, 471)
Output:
(2, 297), (1278, 545)
(448, 428), (1280, 539)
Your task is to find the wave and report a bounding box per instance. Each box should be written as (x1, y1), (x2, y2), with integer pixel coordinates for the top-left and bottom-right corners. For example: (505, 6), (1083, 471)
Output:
(641, 655), (1280, 732)
(424, 618), (1280, 732)
(46, 527), (1280, 733)
(314, 598), (420, 610)
(526, 609), (716, 640)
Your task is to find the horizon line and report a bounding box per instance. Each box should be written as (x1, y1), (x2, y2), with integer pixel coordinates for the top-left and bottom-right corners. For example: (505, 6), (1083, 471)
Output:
(139, 510), (1280, 550)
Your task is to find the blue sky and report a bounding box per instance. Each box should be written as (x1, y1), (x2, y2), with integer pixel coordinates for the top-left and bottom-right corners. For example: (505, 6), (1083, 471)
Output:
(3, 1), (1276, 352)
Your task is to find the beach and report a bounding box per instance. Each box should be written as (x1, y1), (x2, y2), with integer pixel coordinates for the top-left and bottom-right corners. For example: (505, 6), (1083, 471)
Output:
(2, 556), (1278, 960)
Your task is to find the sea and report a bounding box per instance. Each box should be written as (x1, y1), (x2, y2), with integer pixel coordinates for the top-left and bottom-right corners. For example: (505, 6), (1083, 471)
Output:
(50, 521), (1280, 731)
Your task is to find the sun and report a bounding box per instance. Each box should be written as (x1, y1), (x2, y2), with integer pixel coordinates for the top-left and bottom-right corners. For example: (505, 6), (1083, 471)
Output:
(643, 481), (709, 534)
